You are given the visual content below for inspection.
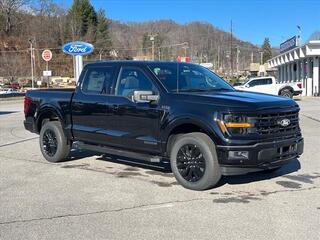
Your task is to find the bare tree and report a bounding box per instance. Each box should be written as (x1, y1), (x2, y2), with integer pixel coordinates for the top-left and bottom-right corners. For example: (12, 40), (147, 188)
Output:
(0, 0), (29, 34)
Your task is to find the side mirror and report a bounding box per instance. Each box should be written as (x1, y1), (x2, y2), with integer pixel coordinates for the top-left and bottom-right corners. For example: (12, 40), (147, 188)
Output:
(245, 84), (249, 88)
(133, 91), (159, 103)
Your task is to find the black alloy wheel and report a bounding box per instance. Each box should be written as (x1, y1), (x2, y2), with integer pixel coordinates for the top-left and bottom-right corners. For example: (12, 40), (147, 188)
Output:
(42, 129), (58, 157)
(176, 144), (206, 182)
(170, 132), (221, 190)
(39, 121), (70, 162)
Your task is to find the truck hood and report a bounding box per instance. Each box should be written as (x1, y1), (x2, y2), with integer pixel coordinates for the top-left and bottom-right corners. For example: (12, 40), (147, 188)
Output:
(177, 90), (298, 110)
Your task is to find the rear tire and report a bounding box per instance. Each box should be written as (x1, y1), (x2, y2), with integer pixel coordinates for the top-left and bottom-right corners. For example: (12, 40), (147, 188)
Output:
(280, 89), (293, 98)
(170, 132), (221, 190)
(39, 121), (70, 163)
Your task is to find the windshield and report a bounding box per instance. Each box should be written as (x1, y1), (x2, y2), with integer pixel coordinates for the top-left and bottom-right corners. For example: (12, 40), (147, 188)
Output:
(148, 63), (234, 93)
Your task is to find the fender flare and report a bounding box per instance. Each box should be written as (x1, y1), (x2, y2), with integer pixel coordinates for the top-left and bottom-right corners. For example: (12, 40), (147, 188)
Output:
(36, 104), (65, 132)
(162, 116), (219, 151)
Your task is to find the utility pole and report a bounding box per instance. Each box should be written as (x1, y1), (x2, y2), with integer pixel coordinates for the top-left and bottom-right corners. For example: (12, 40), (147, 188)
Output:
(251, 52), (254, 63)
(236, 46), (240, 74)
(217, 46), (220, 71)
(182, 42), (189, 57)
(99, 49), (104, 60)
(29, 39), (34, 89)
(260, 51), (263, 65)
(148, 34), (157, 61)
(230, 20), (233, 76)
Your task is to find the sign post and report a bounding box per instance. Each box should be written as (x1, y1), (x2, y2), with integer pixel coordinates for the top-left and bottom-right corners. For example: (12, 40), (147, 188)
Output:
(62, 41), (94, 82)
(41, 49), (52, 88)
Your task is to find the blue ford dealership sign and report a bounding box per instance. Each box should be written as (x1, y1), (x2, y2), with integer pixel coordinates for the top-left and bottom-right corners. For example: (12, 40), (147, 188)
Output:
(280, 36), (297, 53)
(62, 41), (94, 56)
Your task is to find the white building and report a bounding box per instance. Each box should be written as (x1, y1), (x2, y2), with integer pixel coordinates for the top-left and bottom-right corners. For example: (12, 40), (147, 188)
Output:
(268, 40), (320, 96)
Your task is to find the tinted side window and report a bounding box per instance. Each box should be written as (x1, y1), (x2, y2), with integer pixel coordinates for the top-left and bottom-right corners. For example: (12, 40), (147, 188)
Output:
(115, 67), (157, 100)
(248, 80), (259, 87)
(82, 67), (114, 94)
(265, 78), (273, 84)
(148, 63), (178, 91)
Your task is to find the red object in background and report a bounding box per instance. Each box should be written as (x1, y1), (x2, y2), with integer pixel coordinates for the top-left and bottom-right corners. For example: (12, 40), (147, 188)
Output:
(42, 49), (52, 62)
(297, 83), (302, 89)
(10, 83), (20, 89)
(176, 56), (190, 62)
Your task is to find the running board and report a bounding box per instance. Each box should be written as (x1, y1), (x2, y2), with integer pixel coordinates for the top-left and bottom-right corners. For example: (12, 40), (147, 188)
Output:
(76, 142), (162, 163)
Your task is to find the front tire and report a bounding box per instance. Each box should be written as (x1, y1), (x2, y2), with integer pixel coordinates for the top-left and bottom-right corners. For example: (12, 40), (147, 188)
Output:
(170, 132), (221, 190)
(39, 121), (70, 163)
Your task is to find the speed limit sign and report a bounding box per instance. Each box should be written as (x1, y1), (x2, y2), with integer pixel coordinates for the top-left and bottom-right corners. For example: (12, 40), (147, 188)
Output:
(41, 49), (52, 62)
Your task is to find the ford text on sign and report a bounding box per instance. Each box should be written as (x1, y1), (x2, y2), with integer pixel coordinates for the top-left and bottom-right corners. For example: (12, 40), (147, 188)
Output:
(62, 41), (94, 56)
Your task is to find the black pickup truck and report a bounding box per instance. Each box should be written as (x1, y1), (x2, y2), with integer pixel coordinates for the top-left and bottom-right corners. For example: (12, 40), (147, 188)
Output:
(24, 61), (304, 190)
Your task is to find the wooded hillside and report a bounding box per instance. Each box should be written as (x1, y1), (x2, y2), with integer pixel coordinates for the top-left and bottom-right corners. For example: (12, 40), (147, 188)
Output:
(0, 0), (275, 82)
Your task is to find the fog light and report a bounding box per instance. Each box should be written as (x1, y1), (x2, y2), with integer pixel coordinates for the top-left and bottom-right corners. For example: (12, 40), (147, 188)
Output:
(228, 151), (249, 160)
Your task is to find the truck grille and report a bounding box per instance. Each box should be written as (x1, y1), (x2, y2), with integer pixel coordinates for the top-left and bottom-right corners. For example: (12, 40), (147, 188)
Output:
(255, 110), (300, 136)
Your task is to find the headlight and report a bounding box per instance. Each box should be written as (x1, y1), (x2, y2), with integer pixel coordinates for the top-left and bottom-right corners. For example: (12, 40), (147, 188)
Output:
(217, 114), (254, 135)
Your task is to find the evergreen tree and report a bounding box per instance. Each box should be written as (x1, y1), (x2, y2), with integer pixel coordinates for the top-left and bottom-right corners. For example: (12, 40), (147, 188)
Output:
(95, 9), (112, 57)
(262, 37), (272, 63)
(69, 0), (97, 39)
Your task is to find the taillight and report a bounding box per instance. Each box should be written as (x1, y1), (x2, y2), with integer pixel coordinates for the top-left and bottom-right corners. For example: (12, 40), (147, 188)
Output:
(24, 97), (32, 115)
(297, 83), (302, 89)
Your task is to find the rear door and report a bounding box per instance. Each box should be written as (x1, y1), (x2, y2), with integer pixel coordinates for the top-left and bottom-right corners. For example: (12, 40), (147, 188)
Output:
(259, 78), (275, 95)
(71, 65), (119, 145)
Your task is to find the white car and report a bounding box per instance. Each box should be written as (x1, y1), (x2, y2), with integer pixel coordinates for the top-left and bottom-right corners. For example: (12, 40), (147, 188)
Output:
(0, 88), (18, 95)
(234, 76), (302, 98)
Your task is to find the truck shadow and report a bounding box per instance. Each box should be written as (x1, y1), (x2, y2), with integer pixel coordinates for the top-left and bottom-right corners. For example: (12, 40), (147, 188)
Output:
(217, 159), (301, 187)
(66, 149), (301, 188)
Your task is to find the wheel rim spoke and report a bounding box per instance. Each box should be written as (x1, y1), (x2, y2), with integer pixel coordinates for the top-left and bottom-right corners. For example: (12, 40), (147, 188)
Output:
(176, 144), (206, 182)
(42, 129), (58, 157)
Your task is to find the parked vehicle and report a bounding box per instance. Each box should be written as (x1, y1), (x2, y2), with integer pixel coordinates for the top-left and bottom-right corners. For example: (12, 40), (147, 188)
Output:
(24, 61), (304, 190)
(0, 88), (17, 94)
(0, 88), (24, 98)
(234, 76), (302, 98)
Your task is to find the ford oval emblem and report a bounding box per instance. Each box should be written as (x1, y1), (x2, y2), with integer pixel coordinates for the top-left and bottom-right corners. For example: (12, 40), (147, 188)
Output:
(62, 41), (94, 56)
(278, 118), (291, 127)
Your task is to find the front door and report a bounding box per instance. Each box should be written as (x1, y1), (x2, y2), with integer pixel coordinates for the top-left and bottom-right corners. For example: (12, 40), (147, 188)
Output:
(108, 66), (163, 154)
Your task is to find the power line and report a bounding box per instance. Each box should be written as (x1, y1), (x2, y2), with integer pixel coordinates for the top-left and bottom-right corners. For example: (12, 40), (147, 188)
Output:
(0, 42), (192, 53)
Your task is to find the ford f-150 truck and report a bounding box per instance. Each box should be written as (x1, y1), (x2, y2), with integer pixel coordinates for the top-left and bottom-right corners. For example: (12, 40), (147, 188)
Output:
(234, 76), (302, 98)
(24, 61), (304, 190)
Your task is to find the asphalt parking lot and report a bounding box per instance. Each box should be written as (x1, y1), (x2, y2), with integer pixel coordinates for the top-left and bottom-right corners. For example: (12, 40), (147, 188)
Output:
(0, 98), (319, 240)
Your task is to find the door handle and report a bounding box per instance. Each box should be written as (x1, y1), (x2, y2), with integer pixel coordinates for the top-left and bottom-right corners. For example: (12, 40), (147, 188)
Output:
(112, 105), (119, 112)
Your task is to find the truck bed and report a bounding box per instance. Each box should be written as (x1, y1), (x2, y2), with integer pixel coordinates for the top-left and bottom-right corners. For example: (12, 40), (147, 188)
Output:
(24, 88), (75, 134)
